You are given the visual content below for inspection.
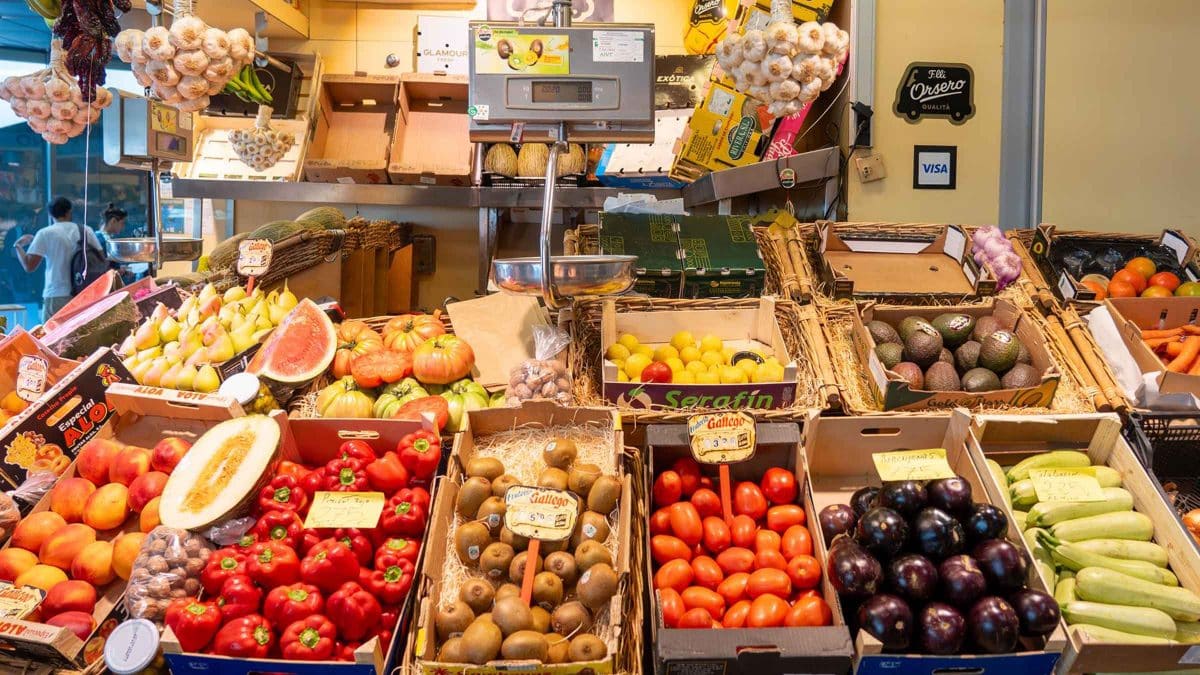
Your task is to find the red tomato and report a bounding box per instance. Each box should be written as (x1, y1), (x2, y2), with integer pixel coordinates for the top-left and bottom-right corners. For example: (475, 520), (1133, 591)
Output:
(677, 607), (715, 629)
(681, 586), (726, 618)
(755, 529), (782, 553)
(794, 588), (823, 602)
(651, 535), (693, 565)
(672, 457), (702, 497)
(730, 515), (758, 548)
(733, 482), (768, 520)
(650, 508), (673, 536)
(653, 471), (683, 508)
(715, 547), (755, 576)
(659, 588), (685, 628)
(781, 525), (813, 560)
(723, 600), (751, 628)
(690, 489), (723, 519)
(755, 548), (788, 572)
(746, 568), (793, 599)
(716, 572), (750, 605)
(766, 505), (807, 533)
(786, 555), (822, 590)
(760, 468), (797, 505)
(747, 594), (789, 628)
(699, 476), (714, 490)
(701, 517), (731, 554)
(691, 556), (724, 590)
(785, 595), (833, 627)
(655, 559), (694, 593)
(669, 502), (703, 547)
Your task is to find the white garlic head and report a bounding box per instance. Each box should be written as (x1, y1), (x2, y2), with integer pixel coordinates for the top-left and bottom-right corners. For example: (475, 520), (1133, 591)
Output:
(169, 16), (206, 51)
(761, 54), (794, 83)
(144, 27), (175, 62)
(770, 79), (801, 101)
(796, 22), (824, 54)
(764, 22), (799, 56)
(742, 29), (768, 63)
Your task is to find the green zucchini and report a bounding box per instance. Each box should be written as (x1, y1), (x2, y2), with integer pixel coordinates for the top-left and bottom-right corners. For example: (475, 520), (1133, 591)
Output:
(1040, 532), (1178, 585)
(1050, 511), (1154, 542)
(1024, 527), (1056, 586)
(1075, 567), (1200, 621)
(1060, 569), (1076, 580)
(1174, 620), (1200, 644)
(1070, 623), (1177, 645)
(1056, 577), (1078, 604)
(1062, 601), (1178, 639)
(1011, 480), (1039, 510)
(1080, 465), (1123, 488)
(1025, 488), (1134, 527)
(1007, 450), (1092, 482)
(1012, 510), (1028, 531)
(1072, 539), (1170, 568)
(985, 458), (1012, 510)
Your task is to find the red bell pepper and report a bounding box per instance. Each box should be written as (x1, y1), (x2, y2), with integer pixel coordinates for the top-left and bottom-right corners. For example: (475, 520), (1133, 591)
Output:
(252, 510), (304, 550)
(297, 528), (325, 556)
(375, 604), (400, 646)
(379, 487), (429, 537)
(362, 556), (414, 606)
(300, 539), (360, 594)
(257, 475), (308, 515)
(397, 430), (440, 481)
(336, 640), (361, 662)
(332, 528), (374, 567)
(246, 541), (301, 589)
(374, 537), (420, 569)
(278, 460), (308, 481)
(232, 534), (257, 554)
(301, 466), (326, 498)
(200, 548), (247, 596)
(324, 458), (369, 492)
(264, 582), (324, 629)
(326, 581), (382, 642)
(217, 575), (262, 622)
(365, 452), (410, 494)
(280, 614), (337, 661)
(338, 440), (376, 464)
(211, 614), (274, 658)
(164, 598), (222, 652)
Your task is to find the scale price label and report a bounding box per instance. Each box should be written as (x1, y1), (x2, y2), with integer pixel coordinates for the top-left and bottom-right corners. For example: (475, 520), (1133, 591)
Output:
(688, 412), (755, 464)
(504, 486), (580, 542)
(1029, 468), (1105, 503)
(237, 239), (273, 276)
(15, 356), (48, 403)
(873, 449), (956, 482)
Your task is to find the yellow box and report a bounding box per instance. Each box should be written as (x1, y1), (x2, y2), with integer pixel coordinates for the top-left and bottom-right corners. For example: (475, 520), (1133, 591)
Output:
(671, 80), (773, 182)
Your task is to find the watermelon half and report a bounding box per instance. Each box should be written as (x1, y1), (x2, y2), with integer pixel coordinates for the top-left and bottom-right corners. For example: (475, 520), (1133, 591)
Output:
(246, 298), (336, 384)
(43, 270), (120, 333)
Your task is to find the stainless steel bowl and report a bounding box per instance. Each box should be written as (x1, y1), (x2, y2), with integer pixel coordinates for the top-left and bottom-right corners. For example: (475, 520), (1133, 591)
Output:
(493, 255), (638, 297)
(107, 238), (204, 263)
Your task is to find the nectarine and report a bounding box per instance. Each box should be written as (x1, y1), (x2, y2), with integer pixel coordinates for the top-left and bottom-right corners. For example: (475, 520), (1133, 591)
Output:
(16, 563), (68, 592)
(42, 579), (97, 616)
(75, 438), (123, 485)
(0, 548), (38, 582)
(49, 477), (97, 523)
(150, 437), (191, 474)
(45, 610), (95, 641)
(11, 511), (67, 552)
(109, 447), (151, 486)
(111, 532), (145, 581)
(40, 523), (97, 570)
(139, 497), (161, 533)
(83, 483), (129, 531)
(127, 471), (168, 513)
(70, 541), (115, 587)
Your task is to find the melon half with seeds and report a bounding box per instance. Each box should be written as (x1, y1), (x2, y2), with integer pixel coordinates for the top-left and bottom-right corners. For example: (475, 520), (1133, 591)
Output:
(158, 415), (281, 530)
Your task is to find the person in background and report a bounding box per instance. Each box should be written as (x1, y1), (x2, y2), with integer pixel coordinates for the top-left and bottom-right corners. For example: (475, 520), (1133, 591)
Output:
(14, 197), (103, 322)
(95, 203), (127, 254)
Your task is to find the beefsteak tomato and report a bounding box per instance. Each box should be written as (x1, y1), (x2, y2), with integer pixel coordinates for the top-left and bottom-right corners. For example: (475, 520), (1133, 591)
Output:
(315, 377), (375, 419)
(439, 379), (489, 432)
(333, 321), (383, 379)
(383, 312), (446, 353)
(412, 335), (475, 385)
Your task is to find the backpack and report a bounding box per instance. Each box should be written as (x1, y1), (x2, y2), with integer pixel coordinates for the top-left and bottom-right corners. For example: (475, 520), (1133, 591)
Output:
(71, 223), (109, 294)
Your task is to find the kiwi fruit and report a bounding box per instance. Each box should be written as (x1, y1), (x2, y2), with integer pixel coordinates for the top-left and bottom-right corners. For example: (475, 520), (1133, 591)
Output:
(467, 457), (505, 481)
(492, 595), (534, 636)
(574, 540), (613, 573)
(550, 601), (593, 635)
(436, 601), (475, 640)
(546, 633), (571, 663)
(540, 538), (569, 554)
(587, 476), (621, 514)
(544, 550), (578, 585)
(537, 467), (570, 491)
(476, 496), (507, 533)
(543, 438), (578, 469)
(455, 521), (493, 566)
(568, 463), (602, 497)
(460, 579), (495, 615)
(458, 477), (493, 518)
(480, 542), (516, 579)
(530, 605), (551, 633)
(569, 634), (608, 662)
(532, 571), (564, 609)
(572, 511), (611, 546)
(500, 526), (529, 551)
(495, 583), (521, 601)
(577, 563), (618, 610)
(510, 551), (543, 584)
(492, 474), (520, 498)
(462, 619), (503, 664)
(501, 630), (549, 661)
(438, 637), (467, 662)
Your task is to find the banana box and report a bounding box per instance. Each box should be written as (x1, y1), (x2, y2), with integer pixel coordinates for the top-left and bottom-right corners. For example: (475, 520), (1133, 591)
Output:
(671, 80), (775, 182)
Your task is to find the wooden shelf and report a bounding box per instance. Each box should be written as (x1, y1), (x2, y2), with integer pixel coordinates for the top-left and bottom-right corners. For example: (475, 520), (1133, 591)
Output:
(124, 0), (308, 40)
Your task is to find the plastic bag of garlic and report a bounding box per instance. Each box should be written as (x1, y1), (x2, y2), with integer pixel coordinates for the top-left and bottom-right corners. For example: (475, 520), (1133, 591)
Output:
(229, 105), (296, 171)
(715, 0), (849, 118)
(0, 39), (111, 145)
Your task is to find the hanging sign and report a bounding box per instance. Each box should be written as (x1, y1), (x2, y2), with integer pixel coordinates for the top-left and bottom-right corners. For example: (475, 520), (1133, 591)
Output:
(894, 63), (975, 124)
(505, 486), (580, 541)
(688, 412), (756, 464)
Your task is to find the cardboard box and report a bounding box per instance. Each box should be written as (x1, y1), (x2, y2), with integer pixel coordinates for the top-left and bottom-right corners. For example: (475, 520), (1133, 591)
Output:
(671, 80), (775, 182)
(445, 294), (550, 391)
(645, 422), (853, 675)
(596, 110), (690, 190)
(1106, 296), (1200, 399)
(735, 0), (837, 29)
(854, 299), (1062, 411)
(655, 55), (716, 111)
(818, 222), (996, 301)
(416, 15), (470, 75)
(304, 74), (399, 185)
(600, 297), (798, 411)
(0, 384), (243, 670)
(805, 412), (1066, 675)
(411, 401), (630, 675)
(1031, 225), (1199, 303)
(387, 73), (472, 186)
(966, 413), (1200, 675)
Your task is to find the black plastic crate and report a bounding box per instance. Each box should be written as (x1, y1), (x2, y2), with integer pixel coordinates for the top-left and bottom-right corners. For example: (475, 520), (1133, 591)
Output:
(1126, 411), (1200, 521)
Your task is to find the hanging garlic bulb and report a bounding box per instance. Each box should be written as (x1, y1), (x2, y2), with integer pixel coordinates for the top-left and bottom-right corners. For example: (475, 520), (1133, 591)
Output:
(229, 105), (295, 172)
(0, 40), (112, 144)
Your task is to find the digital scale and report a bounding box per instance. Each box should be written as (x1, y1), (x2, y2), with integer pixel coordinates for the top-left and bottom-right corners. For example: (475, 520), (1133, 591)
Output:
(469, 0), (656, 308)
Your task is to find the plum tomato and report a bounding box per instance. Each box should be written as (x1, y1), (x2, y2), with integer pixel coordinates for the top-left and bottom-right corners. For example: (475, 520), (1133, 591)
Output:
(723, 600), (751, 628)
(668, 502), (703, 547)
(655, 559), (694, 593)
(786, 554), (822, 590)
(755, 529), (782, 553)
(746, 568), (792, 599)
(766, 505), (807, 533)
(651, 535), (693, 565)
(730, 515), (758, 548)
(733, 482), (768, 520)
(653, 471), (683, 508)
(650, 508), (672, 536)
(781, 525), (813, 559)
(691, 556), (724, 590)
(677, 607), (715, 629)
(690, 489), (723, 519)
(717, 572), (750, 605)
(672, 458), (702, 497)
(715, 547), (755, 576)
(681, 586), (726, 618)
(785, 594), (832, 627)
(747, 593), (789, 628)
(760, 468), (797, 505)
(701, 517), (732, 554)
(659, 588), (685, 628)
(755, 548), (788, 572)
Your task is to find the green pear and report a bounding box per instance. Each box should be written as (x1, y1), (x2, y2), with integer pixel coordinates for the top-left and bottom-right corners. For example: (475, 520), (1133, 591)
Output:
(175, 363), (198, 391)
(194, 365), (220, 393)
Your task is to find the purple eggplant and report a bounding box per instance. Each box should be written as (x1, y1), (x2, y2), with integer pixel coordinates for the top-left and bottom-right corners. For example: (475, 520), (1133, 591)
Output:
(851, 486), (881, 517)
(888, 554), (939, 603)
(912, 507), (966, 561)
(939, 555), (987, 608)
(1009, 588), (1060, 637)
(973, 539), (1028, 593)
(857, 594), (914, 651)
(856, 507), (909, 560)
(969, 596), (1020, 654)
(918, 602), (966, 655)
(879, 481), (928, 520)
(827, 534), (883, 598)
(966, 503), (1009, 545)
(927, 477), (973, 516)
(819, 504), (858, 545)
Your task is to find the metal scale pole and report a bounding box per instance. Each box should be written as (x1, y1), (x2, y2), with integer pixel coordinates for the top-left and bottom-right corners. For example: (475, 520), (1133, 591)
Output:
(536, 0), (574, 310)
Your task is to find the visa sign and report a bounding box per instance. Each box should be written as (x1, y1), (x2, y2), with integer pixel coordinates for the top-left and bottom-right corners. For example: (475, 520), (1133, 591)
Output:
(914, 147), (955, 188)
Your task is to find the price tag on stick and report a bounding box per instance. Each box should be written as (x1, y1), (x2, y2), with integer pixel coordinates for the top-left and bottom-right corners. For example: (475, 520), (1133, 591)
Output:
(688, 412), (756, 526)
(505, 486), (580, 605)
(15, 356), (48, 403)
(873, 449), (957, 482)
(238, 238), (273, 293)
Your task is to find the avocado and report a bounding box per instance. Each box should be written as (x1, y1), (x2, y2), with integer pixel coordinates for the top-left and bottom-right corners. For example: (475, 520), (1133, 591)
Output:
(892, 362), (924, 389)
(1016, 340), (1032, 365)
(1001, 362), (1042, 388)
(939, 348), (955, 365)
(931, 313), (976, 348)
(962, 368), (1002, 393)
(924, 362), (961, 391)
(903, 328), (944, 368)
(867, 320), (902, 345)
(972, 316), (1001, 342)
(898, 316), (935, 342)
(875, 343), (904, 369)
(979, 330), (1020, 373)
(955, 340), (981, 372)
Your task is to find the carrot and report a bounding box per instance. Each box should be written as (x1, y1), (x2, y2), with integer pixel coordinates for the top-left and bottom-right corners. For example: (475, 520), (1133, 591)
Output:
(1190, 356), (1200, 376)
(1167, 336), (1200, 373)
(1166, 341), (1185, 358)
(1184, 325), (1200, 336)
(1141, 328), (1183, 339)
(1145, 337), (1180, 350)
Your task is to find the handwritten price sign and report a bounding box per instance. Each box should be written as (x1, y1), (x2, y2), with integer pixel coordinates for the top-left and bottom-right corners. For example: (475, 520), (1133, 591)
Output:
(1029, 468), (1105, 503)
(504, 486), (580, 542)
(237, 239), (273, 276)
(304, 491), (386, 529)
(15, 356), (48, 403)
(688, 412), (756, 464)
(873, 448), (956, 482)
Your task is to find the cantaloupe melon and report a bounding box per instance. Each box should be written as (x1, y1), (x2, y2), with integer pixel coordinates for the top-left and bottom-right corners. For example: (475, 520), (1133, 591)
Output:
(517, 143), (550, 177)
(484, 144), (518, 177)
(294, 206), (347, 231)
(247, 220), (305, 244)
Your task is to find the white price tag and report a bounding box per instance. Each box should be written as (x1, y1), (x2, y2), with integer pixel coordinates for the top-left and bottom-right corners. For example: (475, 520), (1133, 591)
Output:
(16, 356), (48, 403)
(504, 486), (580, 542)
(237, 239), (273, 276)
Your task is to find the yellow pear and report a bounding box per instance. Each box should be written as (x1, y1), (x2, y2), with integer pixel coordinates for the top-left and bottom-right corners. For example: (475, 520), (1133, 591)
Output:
(130, 359), (154, 383)
(121, 355), (139, 373)
(185, 307), (201, 327)
(133, 320), (162, 350)
(118, 334), (136, 357)
(162, 341), (182, 360)
(160, 362), (183, 389)
(267, 303), (287, 325)
(206, 334), (236, 363)
(251, 328), (273, 343)
(137, 345), (162, 362)
(180, 334), (203, 359)
(198, 283), (218, 302)
(218, 304), (239, 326)
(230, 322), (256, 354)
(229, 313), (246, 331)
(177, 295), (198, 317)
(223, 286), (247, 303)
(275, 280), (298, 311)
(266, 289), (279, 306)
(175, 363), (198, 391)
(194, 365), (220, 393)
(158, 316), (182, 343)
(143, 358), (170, 387)
(150, 303), (170, 322)
(255, 314), (273, 331)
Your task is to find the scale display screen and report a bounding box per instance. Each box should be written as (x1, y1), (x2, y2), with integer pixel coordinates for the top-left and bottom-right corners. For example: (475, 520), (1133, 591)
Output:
(531, 80), (593, 104)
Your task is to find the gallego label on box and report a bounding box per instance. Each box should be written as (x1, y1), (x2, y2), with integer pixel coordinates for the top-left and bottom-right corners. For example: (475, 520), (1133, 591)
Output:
(688, 412), (755, 464)
(1029, 469), (1105, 503)
(873, 449), (956, 482)
(505, 486), (580, 541)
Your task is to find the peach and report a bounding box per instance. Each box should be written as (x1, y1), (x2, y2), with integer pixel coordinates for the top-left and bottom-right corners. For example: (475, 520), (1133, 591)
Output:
(16, 563), (68, 592)
(150, 437), (191, 474)
(111, 532), (145, 581)
(108, 446), (151, 487)
(127, 471), (168, 513)
(139, 497), (161, 533)
(11, 511), (67, 552)
(70, 540), (115, 587)
(83, 483), (129, 531)
(45, 611), (95, 641)
(42, 579), (97, 616)
(76, 438), (123, 485)
(0, 548), (38, 582)
(49, 477), (98, 523)
(40, 523), (97, 570)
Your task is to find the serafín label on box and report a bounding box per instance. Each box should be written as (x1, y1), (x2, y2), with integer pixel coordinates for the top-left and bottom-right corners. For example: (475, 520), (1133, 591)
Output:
(688, 412), (755, 464)
(873, 448), (956, 482)
(505, 486), (579, 542)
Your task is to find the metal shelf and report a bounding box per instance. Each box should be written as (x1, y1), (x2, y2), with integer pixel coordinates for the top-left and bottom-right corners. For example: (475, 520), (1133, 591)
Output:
(682, 147), (840, 208)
